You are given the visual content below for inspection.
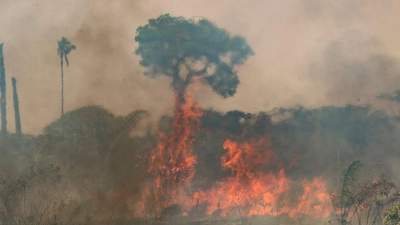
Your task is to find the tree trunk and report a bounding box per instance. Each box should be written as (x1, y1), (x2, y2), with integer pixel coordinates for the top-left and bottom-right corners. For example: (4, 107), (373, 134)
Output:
(0, 43), (7, 135)
(172, 74), (189, 105)
(176, 88), (186, 104)
(12, 77), (21, 136)
(60, 57), (64, 116)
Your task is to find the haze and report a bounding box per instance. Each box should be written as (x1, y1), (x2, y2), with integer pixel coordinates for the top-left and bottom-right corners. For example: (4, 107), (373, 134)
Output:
(0, 0), (399, 134)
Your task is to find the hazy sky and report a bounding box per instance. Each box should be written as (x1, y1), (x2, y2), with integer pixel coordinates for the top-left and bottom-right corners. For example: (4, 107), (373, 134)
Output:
(0, 0), (400, 134)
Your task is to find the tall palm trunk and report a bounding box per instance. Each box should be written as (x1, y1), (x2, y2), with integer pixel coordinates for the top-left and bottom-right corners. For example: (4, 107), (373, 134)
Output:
(12, 77), (21, 136)
(0, 43), (7, 135)
(57, 37), (76, 117)
(60, 56), (64, 116)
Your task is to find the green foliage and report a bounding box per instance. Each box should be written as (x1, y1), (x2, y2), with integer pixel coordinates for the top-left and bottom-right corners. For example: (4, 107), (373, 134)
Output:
(38, 105), (152, 192)
(135, 14), (253, 98)
(40, 106), (149, 170)
(341, 160), (362, 201)
(333, 160), (362, 224)
(384, 204), (400, 225)
(109, 109), (151, 153)
(40, 105), (117, 164)
(57, 37), (76, 67)
(330, 161), (400, 225)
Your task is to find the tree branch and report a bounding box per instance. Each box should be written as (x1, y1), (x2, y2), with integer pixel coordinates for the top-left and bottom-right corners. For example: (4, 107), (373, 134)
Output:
(192, 67), (208, 77)
(184, 66), (208, 87)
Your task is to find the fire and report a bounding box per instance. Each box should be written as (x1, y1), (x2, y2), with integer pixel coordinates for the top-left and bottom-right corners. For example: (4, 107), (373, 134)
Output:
(146, 91), (202, 209)
(193, 138), (332, 218)
(134, 91), (333, 220)
(288, 177), (332, 218)
(193, 138), (289, 216)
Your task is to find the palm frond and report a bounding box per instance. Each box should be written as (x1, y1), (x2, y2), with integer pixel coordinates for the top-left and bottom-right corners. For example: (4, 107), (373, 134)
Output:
(57, 37), (76, 63)
(342, 160), (362, 190)
(104, 110), (150, 165)
(336, 160), (362, 224)
(121, 110), (151, 132)
(57, 48), (63, 58)
(340, 160), (362, 209)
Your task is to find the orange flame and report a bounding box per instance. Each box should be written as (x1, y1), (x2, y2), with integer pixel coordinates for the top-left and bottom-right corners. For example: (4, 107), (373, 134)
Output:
(193, 138), (289, 217)
(193, 138), (332, 218)
(134, 93), (333, 220)
(147, 91), (202, 209)
(288, 177), (332, 218)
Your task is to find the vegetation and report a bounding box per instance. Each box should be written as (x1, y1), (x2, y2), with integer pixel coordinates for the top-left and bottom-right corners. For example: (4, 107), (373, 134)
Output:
(0, 13), (399, 225)
(0, 164), (93, 225)
(384, 204), (400, 225)
(330, 161), (400, 225)
(0, 102), (399, 224)
(57, 37), (76, 116)
(135, 14), (253, 102)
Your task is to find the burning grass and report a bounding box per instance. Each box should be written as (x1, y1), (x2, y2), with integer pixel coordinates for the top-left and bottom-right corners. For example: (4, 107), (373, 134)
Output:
(133, 92), (333, 222)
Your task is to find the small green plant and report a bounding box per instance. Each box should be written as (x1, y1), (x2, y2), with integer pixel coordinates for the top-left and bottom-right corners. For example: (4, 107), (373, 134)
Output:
(384, 204), (400, 225)
(330, 160), (400, 225)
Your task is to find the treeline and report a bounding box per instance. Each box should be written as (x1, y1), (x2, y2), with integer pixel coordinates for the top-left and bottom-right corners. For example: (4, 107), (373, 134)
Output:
(194, 105), (400, 187)
(1, 102), (400, 223)
(2, 103), (398, 187)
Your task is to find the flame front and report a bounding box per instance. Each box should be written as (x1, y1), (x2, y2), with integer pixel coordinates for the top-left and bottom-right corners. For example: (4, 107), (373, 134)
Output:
(147, 92), (202, 210)
(135, 92), (333, 220)
(193, 138), (332, 218)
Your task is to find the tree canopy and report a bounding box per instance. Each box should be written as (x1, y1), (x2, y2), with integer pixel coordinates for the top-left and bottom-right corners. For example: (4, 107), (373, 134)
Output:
(135, 14), (253, 99)
(57, 37), (76, 67)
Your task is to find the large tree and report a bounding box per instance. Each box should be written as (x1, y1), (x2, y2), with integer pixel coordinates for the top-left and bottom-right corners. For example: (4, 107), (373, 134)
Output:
(135, 14), (253, 102)
(57, 37), (76, 116)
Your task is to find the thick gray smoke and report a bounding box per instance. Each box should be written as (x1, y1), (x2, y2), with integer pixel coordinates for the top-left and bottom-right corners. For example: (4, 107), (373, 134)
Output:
(1, 1), (400, 224)
(308, 31), (400, 106)
(0, 0), (399, 134)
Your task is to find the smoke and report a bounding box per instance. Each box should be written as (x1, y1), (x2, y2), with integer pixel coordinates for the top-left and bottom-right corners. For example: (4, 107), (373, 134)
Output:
(1, 1), (400, 225)
(308, 30), (400, 106)
(0, 0), (176, 135)
(0, 0), (399, 134)
(298, 0), (367, 23)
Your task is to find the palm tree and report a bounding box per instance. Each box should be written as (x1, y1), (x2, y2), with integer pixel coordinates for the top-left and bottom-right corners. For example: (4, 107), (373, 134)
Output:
(57, 37), (76, 116)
